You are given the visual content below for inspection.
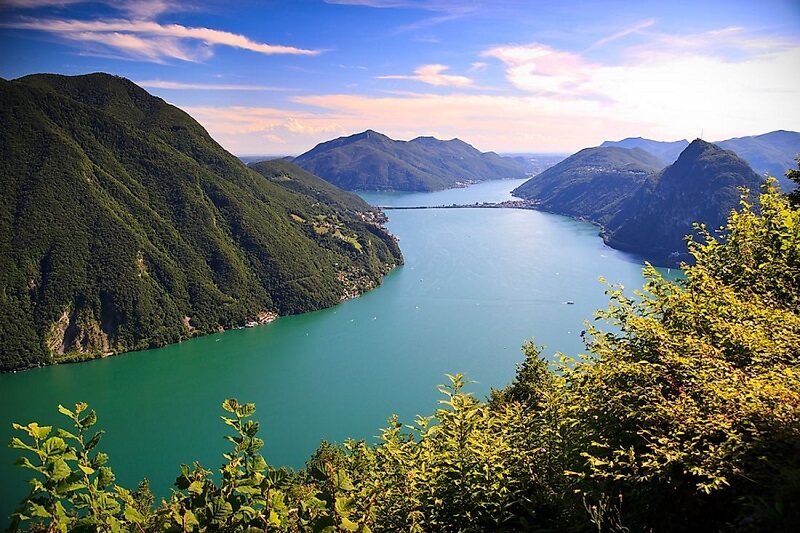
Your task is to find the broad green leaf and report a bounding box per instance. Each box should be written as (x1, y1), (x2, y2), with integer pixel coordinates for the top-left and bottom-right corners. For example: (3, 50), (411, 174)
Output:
(9, 437), (36, 452)
(42, 436), (67, 457)
(340, 516), (359, 532)
(29, 502), (50, 518)
(30, 423), (52, 440)
(222, 399), (238, 413)
(85, 430), (103, 452)
(13, 456), (38, 472)
(78, 410), (97, 429)
(52, 458), (72, 481)
(55, 428), (78, 440)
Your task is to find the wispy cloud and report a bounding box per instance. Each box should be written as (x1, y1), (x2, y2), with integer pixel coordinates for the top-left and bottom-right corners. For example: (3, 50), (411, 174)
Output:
(2, 0), (177, 19)
(377, 64), (473, 87)
(137, 79), (290, 91)
(323, 0), (478, 11)
(585, 18), (656, 51)
(1, 18), (322, 62)
(324, 0), (491, 32)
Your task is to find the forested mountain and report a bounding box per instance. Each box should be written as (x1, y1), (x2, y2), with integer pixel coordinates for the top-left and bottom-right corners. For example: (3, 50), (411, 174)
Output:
(602, 130), (800, 190)
(514, 140), (764, 265)
(602, 139), (764, 264)
(0, 73), (402, 372)
(511, 146), (664, 225)
(292, 129), (530, 191)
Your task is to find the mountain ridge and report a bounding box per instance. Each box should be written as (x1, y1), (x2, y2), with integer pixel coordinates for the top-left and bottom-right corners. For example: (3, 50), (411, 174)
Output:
(0, 73), (402, 372)
(513, 139), (765, 265)
(602, 130), (799, 190)
(292, 130), (530, 192)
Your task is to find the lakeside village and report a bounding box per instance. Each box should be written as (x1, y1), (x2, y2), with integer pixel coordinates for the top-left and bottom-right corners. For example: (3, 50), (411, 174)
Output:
(242, 311), (279, 329)
(380, 199), (540, 210)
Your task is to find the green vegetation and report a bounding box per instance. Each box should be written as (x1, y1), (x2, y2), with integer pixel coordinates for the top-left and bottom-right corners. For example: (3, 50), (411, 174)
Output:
(292, 130), (530, 192)
(8, 182), (799, 531)
(511, 145), (664, 225)
(0, 74), (402, 373)
(515, 139), (766, 266)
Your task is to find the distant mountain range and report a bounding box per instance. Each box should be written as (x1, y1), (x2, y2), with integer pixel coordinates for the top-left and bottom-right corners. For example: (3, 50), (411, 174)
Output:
(514, 139), (765, 265)
(0, 73), (402, 372)
(292, 129), (530, 192)
(602, 130), (800, 190)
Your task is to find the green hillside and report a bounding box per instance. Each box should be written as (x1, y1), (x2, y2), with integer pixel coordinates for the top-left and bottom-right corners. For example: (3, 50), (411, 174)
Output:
(513, 140), (764, 265)
(0, 73), (402, 372)
(603, 139), (764, 264)
(512, 146), (664, 225)
(601, 131), (800, 191)
(292, 129), (530, 192)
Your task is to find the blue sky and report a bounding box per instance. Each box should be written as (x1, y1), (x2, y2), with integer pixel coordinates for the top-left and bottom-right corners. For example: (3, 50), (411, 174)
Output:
(1, 0), (798, 155)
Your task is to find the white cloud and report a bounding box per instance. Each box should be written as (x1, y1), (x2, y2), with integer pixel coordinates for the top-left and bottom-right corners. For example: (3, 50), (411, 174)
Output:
(162, 21), (798, 156)
(377, 64), (473, 87)
(481, 31), (800, 141)
(2, 18), (321, 63)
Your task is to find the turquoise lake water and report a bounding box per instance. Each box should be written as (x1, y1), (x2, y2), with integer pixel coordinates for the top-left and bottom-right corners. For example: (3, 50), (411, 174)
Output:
(0, 179), (661, 521)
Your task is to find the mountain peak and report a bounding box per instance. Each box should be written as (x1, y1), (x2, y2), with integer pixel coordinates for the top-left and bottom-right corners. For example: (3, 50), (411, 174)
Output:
(294, 130), (528, 191)
(0, 74), (402, 371)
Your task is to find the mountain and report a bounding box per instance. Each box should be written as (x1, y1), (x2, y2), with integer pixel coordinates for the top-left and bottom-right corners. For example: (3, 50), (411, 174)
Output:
(600, 137), (689, 166)
(511, 146), (665, 225)
(292, 130), (530, 192)
(0, 73), (402, 372)
(603, 131), (799, 190)
(513, 140), (765, 265)
(717, 130), (800, 189)
(602, 139), (764, 264)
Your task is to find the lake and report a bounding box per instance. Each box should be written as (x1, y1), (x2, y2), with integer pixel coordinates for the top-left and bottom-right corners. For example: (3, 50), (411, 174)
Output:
(0, 179), (660, 522)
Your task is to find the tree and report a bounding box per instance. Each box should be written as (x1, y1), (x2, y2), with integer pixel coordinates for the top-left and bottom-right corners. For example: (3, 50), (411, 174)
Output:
(786, 157), (800, 207)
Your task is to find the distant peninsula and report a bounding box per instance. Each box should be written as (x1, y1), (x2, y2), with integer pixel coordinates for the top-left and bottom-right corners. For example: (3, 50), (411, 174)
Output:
(513, 139), (766, 265)
(291, 129), (531, 192)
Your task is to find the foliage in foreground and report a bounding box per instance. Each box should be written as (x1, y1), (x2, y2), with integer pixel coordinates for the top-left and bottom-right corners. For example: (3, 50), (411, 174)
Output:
(8, 183), (800, 531)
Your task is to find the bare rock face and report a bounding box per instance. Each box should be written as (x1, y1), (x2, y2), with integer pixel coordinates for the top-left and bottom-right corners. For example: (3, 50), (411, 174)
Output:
(47, 307), (110, 359)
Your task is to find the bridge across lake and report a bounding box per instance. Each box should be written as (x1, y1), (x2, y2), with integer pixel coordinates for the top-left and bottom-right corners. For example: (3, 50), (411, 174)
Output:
(379, 200), (538, 210)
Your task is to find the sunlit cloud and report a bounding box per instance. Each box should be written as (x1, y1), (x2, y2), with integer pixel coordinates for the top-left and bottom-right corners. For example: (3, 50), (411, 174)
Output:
(181, 105), (350, 153)
(377, 64), (473, 87)
(182, 34), (800, 156)
(1, 18), (322, 63)
(138, 79), (290, 91)
(481, 30), (800, 133)
(482, 44), (595, 97)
